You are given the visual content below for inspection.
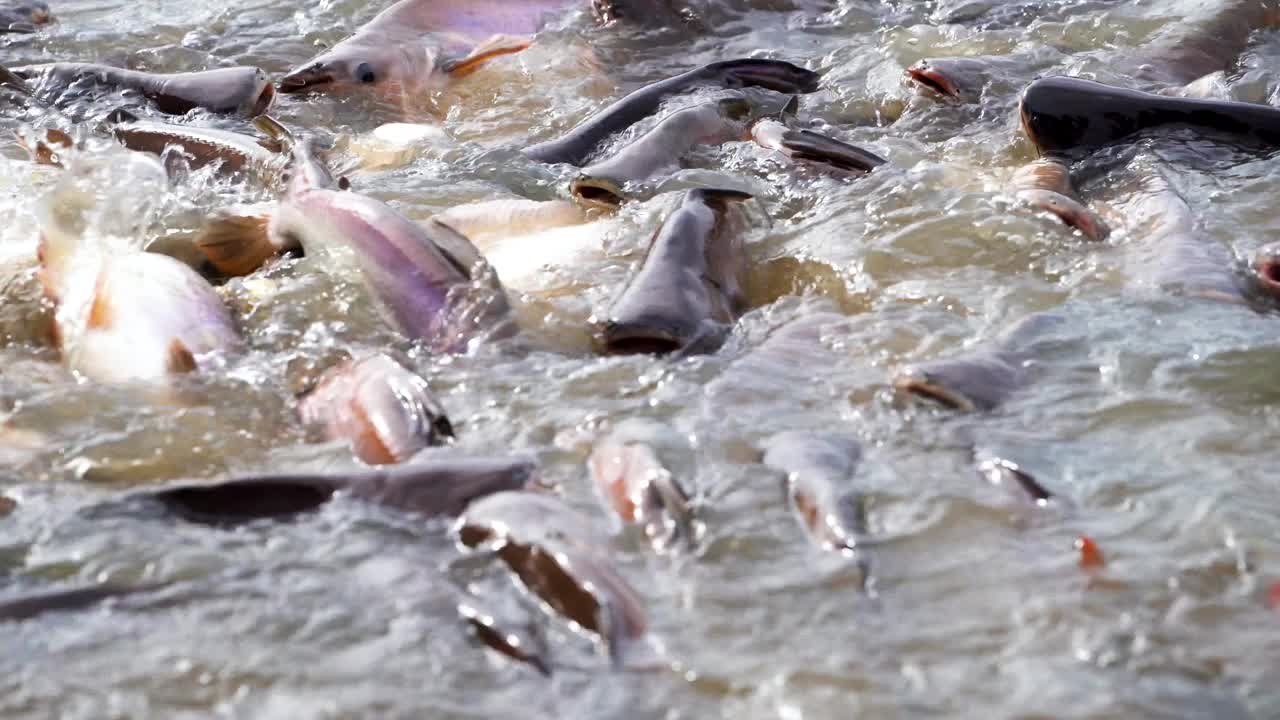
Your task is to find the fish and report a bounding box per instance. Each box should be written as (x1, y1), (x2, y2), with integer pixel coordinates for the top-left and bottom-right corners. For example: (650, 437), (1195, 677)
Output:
(1114, 154), (1251, 304)
(904, 53), (1048, 103)
(1010, 158), (1109, 241)
(0, 1), (52, 34)
(1019, 77), (1280, 158)
(454, 491), (651, 668)
(601, 188), (752, 355)
(432, 198), (593, 244)
(1126, 0), (1280, 89)
(297, 353), (454, 465)
(14, 63), (275, 117)
(914, 2), (1278, 104)
(591, 0), (700, 26)
(258, 118), (513, 350)
(277, 0), (577, 95)
(524, 58), (821, 166)
(762, 431), (869, 555)
(749, 98), (886, 174)
(892, 312), (1065, 413)
(35, 153), (240, 384)
(587, 418), (698, 553)
(703, 310), (854, 409)
(1249, 242), (1280, 301)
(571, 96), (758, 208)
(111, 117), (287, 183)
(137, 456), (538, 525)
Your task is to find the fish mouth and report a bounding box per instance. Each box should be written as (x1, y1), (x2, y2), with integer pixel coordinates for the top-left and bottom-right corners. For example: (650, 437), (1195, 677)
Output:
(601, 321), (687, 356)
(571, 176), (625, 209)
(907, 63), (960, 99)
(247, 80), (276, 117)
(277, 64), (336, 94)
(1014, 189), (1109, 241)
(1253, 253), (1280, 298)
(892, 367), (978, 412)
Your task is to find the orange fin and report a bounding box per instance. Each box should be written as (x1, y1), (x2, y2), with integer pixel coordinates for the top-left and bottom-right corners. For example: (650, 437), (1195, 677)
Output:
(1076, 535), (1105, 569)
(86, 271), (112, 330)
(441, 35), (533, 79)
(166, 339), (198, 374)
(196, 210), (275, 277)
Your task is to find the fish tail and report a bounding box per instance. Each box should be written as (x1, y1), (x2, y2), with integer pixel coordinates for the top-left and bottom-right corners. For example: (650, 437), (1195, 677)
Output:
(196, 210), (277, 277)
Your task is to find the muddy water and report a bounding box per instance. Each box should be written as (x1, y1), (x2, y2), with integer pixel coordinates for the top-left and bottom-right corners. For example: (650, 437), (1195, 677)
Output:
(4, 0), (1280, 718)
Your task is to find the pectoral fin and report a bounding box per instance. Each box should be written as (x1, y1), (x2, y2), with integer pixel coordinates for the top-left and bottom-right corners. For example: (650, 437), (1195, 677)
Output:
(441, 35), (533, 79)
(196, 208), (277, 277)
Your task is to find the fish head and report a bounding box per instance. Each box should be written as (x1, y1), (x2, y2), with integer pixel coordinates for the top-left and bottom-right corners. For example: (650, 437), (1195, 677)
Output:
(0, 1), (53, 32)
(278, 42), (435, 95)
(906, 57), (990, 102)
(1251, 242), (1280, 299)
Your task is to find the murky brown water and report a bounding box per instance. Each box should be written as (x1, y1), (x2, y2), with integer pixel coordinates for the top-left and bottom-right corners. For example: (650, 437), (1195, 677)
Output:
(4, 1), (1280, 718)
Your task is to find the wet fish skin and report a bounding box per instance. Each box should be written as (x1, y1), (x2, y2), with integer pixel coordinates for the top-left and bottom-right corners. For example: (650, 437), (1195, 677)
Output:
(602, 188), (752, 356)
(269, 137), (513, 350)
(905, 56), (994, 102)
(572, 97), (757, 208)
(111, 120), (286, 182)
(1250, 242), (1280, 301)
(277, 0), (573, 95)
(38, 184), (241, 384)
(524, 58), (821, 166)
(1019, 77), (1280, 157)
(762, 431), (867, 554)
(455, 491), (649, 668)
(1010, 158), (1109, 241)
(0, 1), (51, 33)
(298, 353), (454, 466)
(750, 117), (886, 174)
(15, 63), (274, 117)
(588, 418), (697, 553)
(140, 457), (538, 525)
(893, 312), (1064, 413)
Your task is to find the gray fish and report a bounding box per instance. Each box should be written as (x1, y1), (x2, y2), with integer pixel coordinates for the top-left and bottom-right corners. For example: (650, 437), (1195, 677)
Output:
(571, 96), (756, 208)
(762, 431), (868, 555)
(138, 456), (538, 525)
(749, 101), (886, 175)
(524, 58), (821, 166)
(601, 188), (752, 356)
(590, 0), (699, 26)
(1020, 77), (1280, 158)
(893, 312), (1065, 413)
(1115, 154), (1253, 304)
(15, 63), (274, 117)
(454, 491), (651, 668)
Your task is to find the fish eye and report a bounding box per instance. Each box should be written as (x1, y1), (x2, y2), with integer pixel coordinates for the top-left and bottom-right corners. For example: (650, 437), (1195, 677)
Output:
(338, 176), (350, 190)
(355, 63), (376, 84)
